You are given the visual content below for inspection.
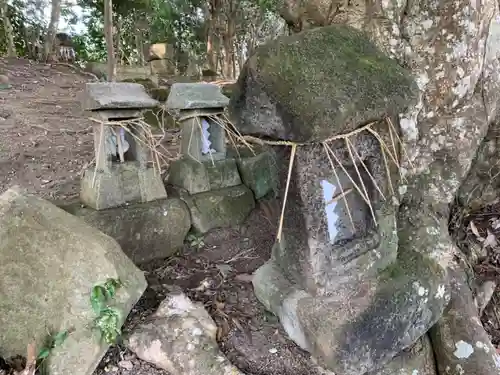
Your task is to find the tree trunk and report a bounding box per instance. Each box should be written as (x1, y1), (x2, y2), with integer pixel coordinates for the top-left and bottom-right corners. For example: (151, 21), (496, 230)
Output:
(115, 15), (122, 65)
(273, 0), (500, 373)
(104, 0), (116, 81)
(0, 0), (16, 57)
(43, 0), (62, 61)
(206, 0), (220, 72)
(222, 16), (235, 79)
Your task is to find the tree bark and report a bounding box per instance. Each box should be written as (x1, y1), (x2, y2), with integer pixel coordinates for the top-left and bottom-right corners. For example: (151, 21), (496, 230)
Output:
(104, 0), (116, 81)
(0, 0), (16, 57)
(43, 0), (62, 61)
(206, 0), (219, 72)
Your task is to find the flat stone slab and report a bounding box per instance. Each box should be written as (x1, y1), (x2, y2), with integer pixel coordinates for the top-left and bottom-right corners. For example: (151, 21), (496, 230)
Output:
(0, 186), (147, 375)
(166, 83), (229, 110)
(83, 82), (159, 111)
(59, 197), (191, 264)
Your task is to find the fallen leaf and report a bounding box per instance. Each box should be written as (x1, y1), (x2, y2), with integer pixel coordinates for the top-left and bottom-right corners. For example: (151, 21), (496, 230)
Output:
(483, 229), (498, 249)
(470, 221), (481, 238)
(216, 264), (233, 278)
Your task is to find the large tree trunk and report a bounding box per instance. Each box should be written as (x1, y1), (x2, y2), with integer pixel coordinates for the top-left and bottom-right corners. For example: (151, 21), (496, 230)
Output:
(104, 0), (116, 81)
(206, 0), (219, 72)
(273, 0), (500, 373)
(0, 0), (16, 57)
(43, 0), (62, 61)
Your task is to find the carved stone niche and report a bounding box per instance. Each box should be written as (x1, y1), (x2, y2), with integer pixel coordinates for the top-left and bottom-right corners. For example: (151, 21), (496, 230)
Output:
(167, 82), (229, 163)
(166, 83), (243, 195)
(80, 82), (167, 210)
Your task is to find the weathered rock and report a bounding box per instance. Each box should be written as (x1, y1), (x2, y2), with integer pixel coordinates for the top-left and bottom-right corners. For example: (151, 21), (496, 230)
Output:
(59, 198), (191, 264)
(0, 74), (11, 89)
(168, 157), (242, 195)
(228, 145), (278, 200)
(127, 291), (244, 375)
(0, 186), (147, 375)
(166, 82), (229, 110)
(82, 82), (159, 111)
(429, 268), (500, 375)
(172, 185), (255, 234)
(229, 24), (418, 143)
(369, 335), (437, 375)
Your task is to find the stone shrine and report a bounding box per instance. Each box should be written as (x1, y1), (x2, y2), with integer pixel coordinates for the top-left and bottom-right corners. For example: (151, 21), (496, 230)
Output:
(166, 82), (255, 233)
(81, 82), (167, 210)
(229, 25), (449, 375)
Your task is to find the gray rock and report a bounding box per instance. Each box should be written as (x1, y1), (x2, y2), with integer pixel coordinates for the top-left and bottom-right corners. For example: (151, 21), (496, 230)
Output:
(369, 335), (437, 375)
(172, 185), (255, 234)
(83, 82), (159, 111)
(166, 83), (229, 110)
(228, 145), (278, 200)
(127, 291), (244, 375)
(229, 24), (418, 143)
(59, 198), (191, 264)
(0, 186), (147, 375)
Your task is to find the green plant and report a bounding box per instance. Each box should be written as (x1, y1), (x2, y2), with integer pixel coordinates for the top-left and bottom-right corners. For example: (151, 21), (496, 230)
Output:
(186, 233), (205, 249)
(90, 278), (123, 345)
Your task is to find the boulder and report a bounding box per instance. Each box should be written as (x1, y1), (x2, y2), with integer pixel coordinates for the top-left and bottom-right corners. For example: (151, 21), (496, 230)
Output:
(0, 187), (147, 375)
(229, 24), (418, 143)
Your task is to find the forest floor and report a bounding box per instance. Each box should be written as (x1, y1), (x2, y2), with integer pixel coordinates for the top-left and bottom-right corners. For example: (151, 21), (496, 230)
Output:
(1, 57), (500, 375)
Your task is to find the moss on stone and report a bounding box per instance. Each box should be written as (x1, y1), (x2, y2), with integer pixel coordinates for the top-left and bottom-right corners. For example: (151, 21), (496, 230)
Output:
(231, 24), (418, 142)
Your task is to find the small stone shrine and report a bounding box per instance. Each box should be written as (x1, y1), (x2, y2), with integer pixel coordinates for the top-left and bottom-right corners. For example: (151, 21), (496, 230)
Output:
(166, 82), (255, 233)
(81, 82), (167, 210)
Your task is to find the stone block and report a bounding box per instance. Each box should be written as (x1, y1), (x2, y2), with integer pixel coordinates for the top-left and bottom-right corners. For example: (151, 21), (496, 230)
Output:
(83, 82), (159, 111)
(168, 157), (241, 195)
(166, 82), (229, 110)
(81, 163), (167, 210)
(146, 42), (175, 62)
(59, 198), (191, 264)
(0, 186), (147, 375)
(150, 59), (176, 75)
(229, 146), (278, 200)
(174, 185), (255, 234)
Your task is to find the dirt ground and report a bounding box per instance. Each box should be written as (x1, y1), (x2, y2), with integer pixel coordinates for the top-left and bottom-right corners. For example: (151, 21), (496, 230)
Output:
(2, 57), (500, 375)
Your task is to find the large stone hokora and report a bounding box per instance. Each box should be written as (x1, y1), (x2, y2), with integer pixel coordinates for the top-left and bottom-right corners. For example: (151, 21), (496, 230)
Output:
(229, 24), (419, 143)
(0, 187), (147, 375)
(253, 133), (449, 374)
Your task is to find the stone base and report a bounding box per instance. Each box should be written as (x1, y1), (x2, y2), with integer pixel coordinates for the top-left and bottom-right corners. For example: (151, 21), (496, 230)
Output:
(228, 146), (278, 200)
(168, 157), (242, 195)
(80, 163), (167, 210)
(170, 184), (255, 234)
(59, 198), (191, 264)
(252, 258), (448, 375)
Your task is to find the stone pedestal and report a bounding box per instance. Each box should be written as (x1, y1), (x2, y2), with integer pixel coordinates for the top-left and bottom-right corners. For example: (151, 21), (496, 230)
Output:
(81, 163), (167, 210)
